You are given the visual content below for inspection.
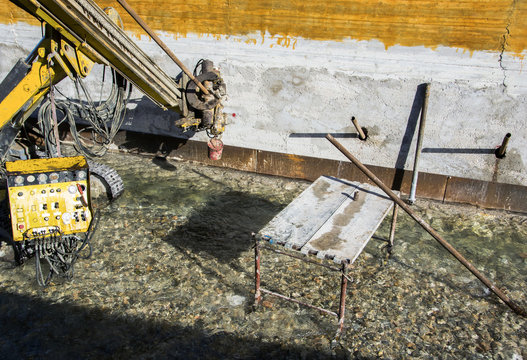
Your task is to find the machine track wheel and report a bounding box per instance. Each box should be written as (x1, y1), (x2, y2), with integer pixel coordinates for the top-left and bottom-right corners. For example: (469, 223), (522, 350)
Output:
(88, 161), (124, 200)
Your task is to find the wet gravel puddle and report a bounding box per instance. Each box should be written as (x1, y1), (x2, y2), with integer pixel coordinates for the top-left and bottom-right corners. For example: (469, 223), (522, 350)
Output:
(0, 150), (525, 359)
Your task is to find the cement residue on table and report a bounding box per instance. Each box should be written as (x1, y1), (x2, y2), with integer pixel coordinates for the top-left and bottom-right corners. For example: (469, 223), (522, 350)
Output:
(0, 150), (525, 359)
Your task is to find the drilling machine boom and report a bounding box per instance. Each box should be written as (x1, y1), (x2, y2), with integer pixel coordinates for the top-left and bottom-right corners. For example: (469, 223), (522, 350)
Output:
(13, 0), (182, 109)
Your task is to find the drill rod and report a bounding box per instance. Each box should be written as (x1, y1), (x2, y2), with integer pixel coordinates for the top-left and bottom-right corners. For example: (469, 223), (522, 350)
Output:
(116, 0), (211, 96)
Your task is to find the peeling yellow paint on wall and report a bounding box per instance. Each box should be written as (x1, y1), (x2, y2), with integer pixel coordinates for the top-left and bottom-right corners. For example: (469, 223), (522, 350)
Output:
(0, 0), (525, 54)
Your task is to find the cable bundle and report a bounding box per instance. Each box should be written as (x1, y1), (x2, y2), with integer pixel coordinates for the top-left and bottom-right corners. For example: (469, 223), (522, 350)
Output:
(38, 67), (132, 158)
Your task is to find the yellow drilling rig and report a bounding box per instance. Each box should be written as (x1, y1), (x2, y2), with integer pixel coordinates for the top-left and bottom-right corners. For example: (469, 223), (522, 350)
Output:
(0, 0), (227, 285)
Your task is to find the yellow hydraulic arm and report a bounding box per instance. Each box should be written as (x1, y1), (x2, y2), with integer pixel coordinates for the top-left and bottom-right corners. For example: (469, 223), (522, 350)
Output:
(0, 25), (93, 131)
(10, 0), (184, 109)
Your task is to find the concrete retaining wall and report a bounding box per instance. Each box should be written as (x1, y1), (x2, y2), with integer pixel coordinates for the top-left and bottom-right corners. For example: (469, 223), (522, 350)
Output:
(113, 131), (527, 213)
(0, 0), (526, 199)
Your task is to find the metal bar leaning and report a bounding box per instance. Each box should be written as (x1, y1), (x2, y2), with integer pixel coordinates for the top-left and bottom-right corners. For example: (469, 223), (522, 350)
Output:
(115, 0), (211, 97)
(326, 133), (527, 317)
(408, 83), (430, 204)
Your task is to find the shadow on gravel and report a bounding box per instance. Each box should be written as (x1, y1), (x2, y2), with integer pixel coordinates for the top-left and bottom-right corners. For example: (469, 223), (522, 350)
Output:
(0, 291), (342, 359)
(162, 191), (283, 264)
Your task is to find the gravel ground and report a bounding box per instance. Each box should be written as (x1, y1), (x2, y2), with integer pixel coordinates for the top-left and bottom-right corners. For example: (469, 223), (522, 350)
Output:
(0, 150), (525, 359)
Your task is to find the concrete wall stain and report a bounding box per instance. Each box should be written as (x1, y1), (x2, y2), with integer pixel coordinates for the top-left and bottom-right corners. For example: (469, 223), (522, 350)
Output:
(0, 0), (525, 54)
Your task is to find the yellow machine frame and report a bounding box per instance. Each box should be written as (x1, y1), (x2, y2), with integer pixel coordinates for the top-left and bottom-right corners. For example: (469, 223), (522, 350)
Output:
(0, 28), (95, 131)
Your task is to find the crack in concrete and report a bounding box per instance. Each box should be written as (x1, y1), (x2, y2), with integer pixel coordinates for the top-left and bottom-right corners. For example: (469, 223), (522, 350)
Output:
(498, 28), (510, 90)
(498, 0), (518, 91)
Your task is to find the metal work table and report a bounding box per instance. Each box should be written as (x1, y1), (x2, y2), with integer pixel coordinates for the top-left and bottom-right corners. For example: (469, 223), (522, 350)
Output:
(254, 176), (398, 335)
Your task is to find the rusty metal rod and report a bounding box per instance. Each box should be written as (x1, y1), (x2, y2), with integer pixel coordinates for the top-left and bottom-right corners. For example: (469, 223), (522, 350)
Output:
(337, 262), (349, 335)
(408, 83), (430, 204)
(326, 133), (527, 317)
(351, 116), (367, 140)
(115, 0), (211, 96)
(495, 133), (511, 159)
(389, 203), (398, 249)
(260, 288), (338, 317)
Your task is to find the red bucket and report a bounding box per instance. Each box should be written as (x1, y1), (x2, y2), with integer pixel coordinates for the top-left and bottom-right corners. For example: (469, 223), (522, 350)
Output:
(207, 138), (224, 160)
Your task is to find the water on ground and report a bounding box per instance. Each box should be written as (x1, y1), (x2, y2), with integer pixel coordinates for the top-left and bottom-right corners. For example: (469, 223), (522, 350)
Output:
(0, 150), (525, 359)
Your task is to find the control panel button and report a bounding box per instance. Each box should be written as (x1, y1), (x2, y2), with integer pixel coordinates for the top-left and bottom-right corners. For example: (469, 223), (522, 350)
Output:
(62, 212), (72, 225)
(38, 173), (47, 183)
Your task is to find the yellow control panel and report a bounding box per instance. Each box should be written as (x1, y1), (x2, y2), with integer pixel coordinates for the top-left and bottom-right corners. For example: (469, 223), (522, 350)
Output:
(5, 156), (92, 242)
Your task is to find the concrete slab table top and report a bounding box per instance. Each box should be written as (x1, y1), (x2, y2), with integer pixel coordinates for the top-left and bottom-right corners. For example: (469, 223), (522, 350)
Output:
(257, 176), (396, 264)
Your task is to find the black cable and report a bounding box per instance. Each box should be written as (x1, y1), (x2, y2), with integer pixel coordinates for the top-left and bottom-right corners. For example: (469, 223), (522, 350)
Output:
(34, 233), (86, 286)
(37, 67), (131, 158)
(35, 239), (53, 286)
(193, 59), (204, 77)
(76, 210), (98, 260)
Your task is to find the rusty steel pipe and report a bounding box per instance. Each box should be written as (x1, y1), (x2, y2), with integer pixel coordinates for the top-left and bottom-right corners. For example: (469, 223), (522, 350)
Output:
(351, 116), (367, 140)
(326, 133), (527, 317)
(495, 133), (511, 159)
(337, 262), (349, 335)
(388, 204), (398, 249)
(115, 0), (211, 96)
